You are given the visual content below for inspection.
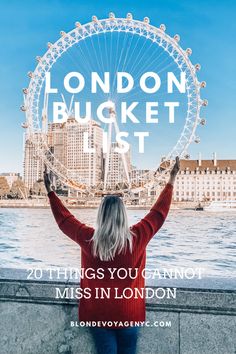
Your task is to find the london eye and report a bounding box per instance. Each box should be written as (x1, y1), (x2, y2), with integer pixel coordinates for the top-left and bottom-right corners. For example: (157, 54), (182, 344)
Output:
(21, 13), (207, 197)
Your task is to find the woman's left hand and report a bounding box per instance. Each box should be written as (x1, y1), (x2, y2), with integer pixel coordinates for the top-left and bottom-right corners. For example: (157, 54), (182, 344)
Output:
(43, 165), (53, 194)
(168, 156), (180, 185)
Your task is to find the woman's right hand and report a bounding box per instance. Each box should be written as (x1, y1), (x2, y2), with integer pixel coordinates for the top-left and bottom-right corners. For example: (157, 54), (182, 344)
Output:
(43, 165), (53, 194)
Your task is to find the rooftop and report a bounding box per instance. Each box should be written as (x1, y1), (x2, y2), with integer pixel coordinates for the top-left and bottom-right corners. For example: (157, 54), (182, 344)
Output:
(180, 159), (236, 172)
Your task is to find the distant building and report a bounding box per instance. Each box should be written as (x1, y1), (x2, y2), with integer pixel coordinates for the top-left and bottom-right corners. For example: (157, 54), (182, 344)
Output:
(0, 172), (21, 188)
(24, 118), (104, 190)
(23, 130), (236, 202)
(23, 133), (44, 190)
(174, 154), (236, 202)
(47, 122), (67, 187)
(130, 168), (154, 187)
(47, 122), (66, 167)
(48, 117), (104, 187)
(104, 142), (132, 189)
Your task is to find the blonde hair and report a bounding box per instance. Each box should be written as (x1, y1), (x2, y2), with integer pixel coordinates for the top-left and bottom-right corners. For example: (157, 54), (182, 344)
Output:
(91, 195), (135, 261)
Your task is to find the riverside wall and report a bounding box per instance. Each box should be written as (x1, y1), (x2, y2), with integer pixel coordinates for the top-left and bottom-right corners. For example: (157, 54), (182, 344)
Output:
(0, 199), (197, 209)
(0, 268), (235, 354)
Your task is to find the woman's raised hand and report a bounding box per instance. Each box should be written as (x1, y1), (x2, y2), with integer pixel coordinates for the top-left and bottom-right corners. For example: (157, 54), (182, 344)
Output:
(168, 156), (180, 185)
(43, 164), (53, 194)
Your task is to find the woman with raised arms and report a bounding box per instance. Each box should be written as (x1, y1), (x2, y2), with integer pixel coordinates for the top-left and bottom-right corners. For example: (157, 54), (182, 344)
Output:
(44, 156), (180, 354)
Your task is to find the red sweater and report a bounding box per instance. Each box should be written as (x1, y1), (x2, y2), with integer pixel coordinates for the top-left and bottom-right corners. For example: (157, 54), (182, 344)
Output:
(48, 183), (173, 328)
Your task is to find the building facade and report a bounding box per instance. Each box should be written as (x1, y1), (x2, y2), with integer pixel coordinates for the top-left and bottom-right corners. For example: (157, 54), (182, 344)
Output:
(104, 142), (132, 189)
(174, 157), (236, 202)
(63, 118), (103, 187)
(24, 118), (104, 189)
(23, 133), (44, 190)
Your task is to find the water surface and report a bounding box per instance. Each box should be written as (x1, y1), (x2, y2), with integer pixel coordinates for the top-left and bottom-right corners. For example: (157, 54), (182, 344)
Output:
(0, 208), (235, 279)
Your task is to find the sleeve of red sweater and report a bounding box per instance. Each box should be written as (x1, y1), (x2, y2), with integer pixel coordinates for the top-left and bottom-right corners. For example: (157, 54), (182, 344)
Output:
(48, 191), (94, 247)
(131, 183), (173, 246)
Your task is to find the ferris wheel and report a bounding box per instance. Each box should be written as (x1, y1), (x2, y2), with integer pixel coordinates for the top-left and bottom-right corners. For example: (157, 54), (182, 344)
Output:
(21, 12), (207, 194)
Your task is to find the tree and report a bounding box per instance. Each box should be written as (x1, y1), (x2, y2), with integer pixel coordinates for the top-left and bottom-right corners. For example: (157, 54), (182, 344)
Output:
(32, 179), (47, 196)
(0, 177), (10, 199)
(10, 178), (28, 199)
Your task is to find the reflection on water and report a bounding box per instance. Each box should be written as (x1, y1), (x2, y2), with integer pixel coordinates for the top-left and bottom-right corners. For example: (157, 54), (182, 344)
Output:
(0, 208), (235, 278)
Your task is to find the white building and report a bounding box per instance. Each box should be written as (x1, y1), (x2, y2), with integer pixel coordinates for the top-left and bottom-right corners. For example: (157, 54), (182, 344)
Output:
(105, 142), (132, 189)
(65, 118), (103, 187)
(24, 118), (104, 190)
(174, 156), (236, 202)
(47, 122), (66, 167)
(47, 118), (104, 187)
(23, 133), (44, 190)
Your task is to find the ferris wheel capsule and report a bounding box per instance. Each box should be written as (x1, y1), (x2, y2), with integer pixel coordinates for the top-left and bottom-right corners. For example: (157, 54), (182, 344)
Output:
(27, 71), (33, 78)
(21, 122), (29, 128)
(92, 15), (98, 22)
(75, 21), (81, 28)
(184, 154), (190, 159)
(200, 81), (206, 88)
(36, 56), (42, 62)
(202, 99), (208, 107)
(22, 88), (28, 95)
(174, 34), (180, 42)
(143, 17), (150, 24)
(195, 63), (201, 71)
(60, 31), (66, 37)
(200, 118), (206, 125)
(160, 24), (166, 31)
(20, 105), (27, 112)
(194, 136), (200, 144)
(186, 48), (192, 56)
(109, 12), (115, 19)
(47, 42), (53, 48)
(126, 13), (133, 20)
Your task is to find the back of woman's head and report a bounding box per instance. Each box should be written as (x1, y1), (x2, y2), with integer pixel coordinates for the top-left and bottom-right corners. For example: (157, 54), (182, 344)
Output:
(92, 195), (134, 261)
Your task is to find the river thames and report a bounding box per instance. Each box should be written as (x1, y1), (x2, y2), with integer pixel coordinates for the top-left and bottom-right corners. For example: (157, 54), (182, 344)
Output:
(0, 208), (235, 279)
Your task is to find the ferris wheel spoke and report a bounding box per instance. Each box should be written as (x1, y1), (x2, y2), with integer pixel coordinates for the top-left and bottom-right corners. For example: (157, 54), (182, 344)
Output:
(128, 44), (160, 82)
(129, 45), (171, 86)
(76, 42), (94, 75)
(61, 45), (93, 88)
(124, 61), (179, 102)
(103, 30), (109, 72)
(111, 31), (131, 98)
(119, 30), (145, 74)
(110, 30), (122, 97)
(96, 32), (106, 74)
(111, 33), (145, 103)
(75, 39), (107, 102)
(127, 37), (154, 77)
(120, 31), (136, 74)
(109, 32), (113, 86)
(111, 35), (158, 102)
(88, 34), (104, 76)
(121, 44), (189, 103)
(80, 34), (101, 75)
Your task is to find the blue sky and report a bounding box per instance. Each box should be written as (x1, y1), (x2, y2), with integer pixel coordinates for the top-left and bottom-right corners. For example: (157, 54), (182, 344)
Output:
(0, 0), (235, 173)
